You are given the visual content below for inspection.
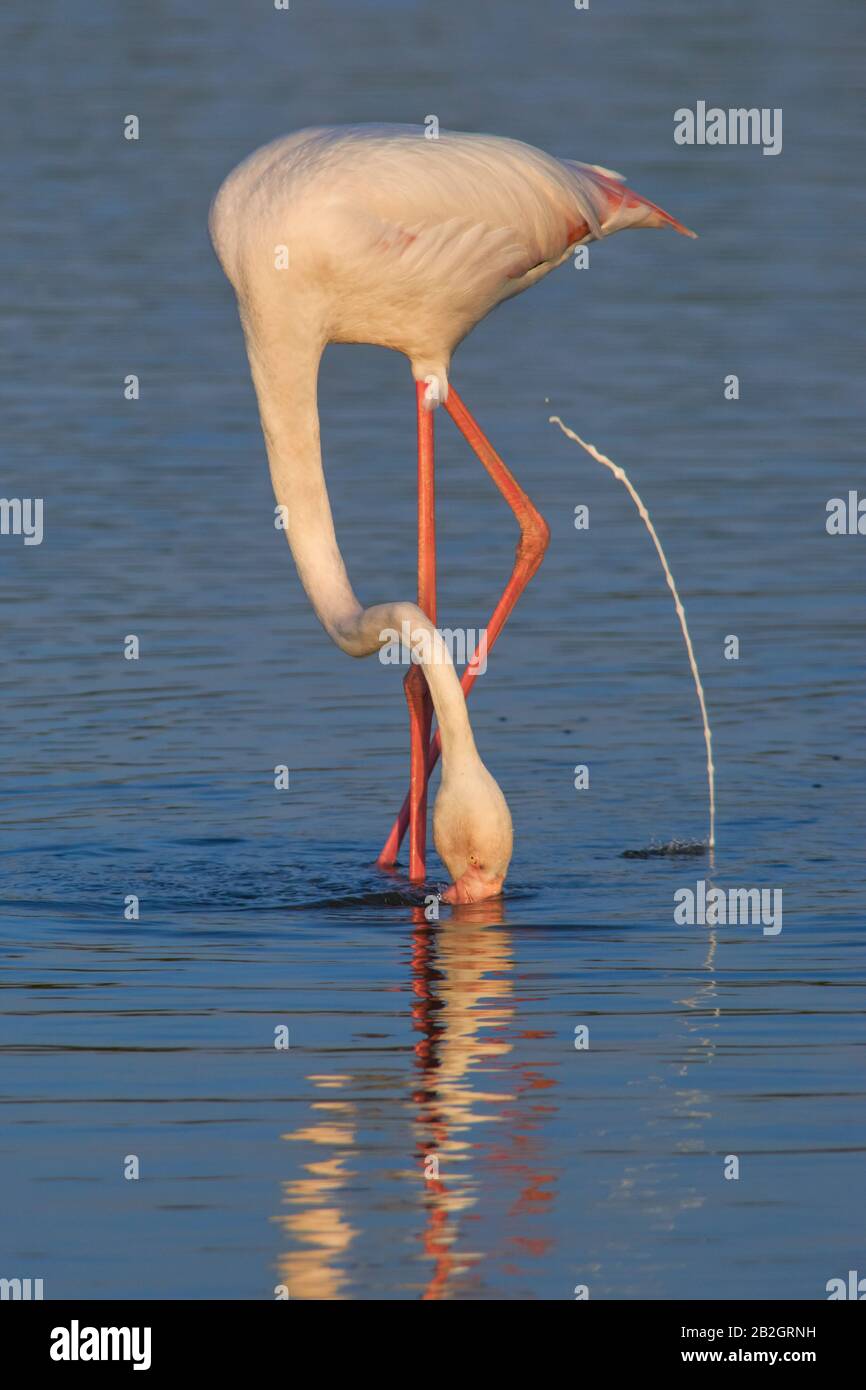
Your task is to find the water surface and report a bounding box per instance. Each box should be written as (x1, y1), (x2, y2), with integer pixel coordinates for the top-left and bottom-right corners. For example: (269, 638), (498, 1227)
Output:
(1, 0), (864, 1299)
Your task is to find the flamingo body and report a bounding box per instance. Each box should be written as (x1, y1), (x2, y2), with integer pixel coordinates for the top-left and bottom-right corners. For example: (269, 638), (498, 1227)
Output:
(211, 124), (692, 396)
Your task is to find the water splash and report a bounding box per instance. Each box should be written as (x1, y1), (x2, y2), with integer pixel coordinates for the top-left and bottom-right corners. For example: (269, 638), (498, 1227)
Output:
(622, 839), (707, 860)
(549, 415), (715, 857)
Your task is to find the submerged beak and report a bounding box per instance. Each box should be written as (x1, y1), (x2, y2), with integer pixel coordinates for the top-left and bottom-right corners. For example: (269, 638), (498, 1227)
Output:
(441, 867), (505, 905)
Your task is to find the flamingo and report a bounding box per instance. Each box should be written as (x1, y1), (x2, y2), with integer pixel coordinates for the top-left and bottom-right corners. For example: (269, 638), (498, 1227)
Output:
(209, 124), (695, 905)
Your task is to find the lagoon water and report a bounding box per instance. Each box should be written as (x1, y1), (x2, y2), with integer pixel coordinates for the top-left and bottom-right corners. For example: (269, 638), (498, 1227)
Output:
(1, 0), (864, 1298)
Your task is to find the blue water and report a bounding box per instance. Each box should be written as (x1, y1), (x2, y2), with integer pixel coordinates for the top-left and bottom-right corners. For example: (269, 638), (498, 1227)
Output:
(1, 0), (864, 1299)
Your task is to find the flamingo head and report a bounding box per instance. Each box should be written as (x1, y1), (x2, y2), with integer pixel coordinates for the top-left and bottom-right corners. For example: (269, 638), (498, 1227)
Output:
(433, 759), (513, 905)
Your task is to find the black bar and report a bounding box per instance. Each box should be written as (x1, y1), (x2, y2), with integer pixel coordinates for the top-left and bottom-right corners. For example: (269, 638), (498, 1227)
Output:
(3, 1299), (862, 1373)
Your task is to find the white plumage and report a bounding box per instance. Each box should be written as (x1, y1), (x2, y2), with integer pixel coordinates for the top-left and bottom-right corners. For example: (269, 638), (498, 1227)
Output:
(210, 124), (693, 392)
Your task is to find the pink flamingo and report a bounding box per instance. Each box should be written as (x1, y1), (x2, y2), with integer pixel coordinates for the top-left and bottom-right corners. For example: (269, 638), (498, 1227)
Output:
(210, 125), (694, 905)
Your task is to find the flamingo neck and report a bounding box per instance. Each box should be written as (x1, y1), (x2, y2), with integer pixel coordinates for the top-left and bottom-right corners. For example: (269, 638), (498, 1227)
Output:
(243, 327), (478, 768)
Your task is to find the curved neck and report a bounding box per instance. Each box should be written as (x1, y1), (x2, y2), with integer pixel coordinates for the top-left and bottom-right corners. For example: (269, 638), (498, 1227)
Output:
(243, 325), (477, 767)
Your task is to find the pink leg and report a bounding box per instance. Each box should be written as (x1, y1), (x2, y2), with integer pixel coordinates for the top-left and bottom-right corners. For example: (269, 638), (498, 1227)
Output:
(378, 383), (549, 865)
(397, 382), (436, 881)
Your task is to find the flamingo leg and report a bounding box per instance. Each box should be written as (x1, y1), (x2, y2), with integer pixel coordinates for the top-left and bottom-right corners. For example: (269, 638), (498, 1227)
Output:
(403, 381), (436, 881)
(378, 382), (549, 866)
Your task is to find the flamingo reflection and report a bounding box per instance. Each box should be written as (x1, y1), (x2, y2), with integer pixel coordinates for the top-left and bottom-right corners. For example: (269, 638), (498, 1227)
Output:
(274, 904), (559, 1299)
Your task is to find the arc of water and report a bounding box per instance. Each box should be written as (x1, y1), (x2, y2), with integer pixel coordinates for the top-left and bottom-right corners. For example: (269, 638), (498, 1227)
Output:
(550, 415), (715, 856)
